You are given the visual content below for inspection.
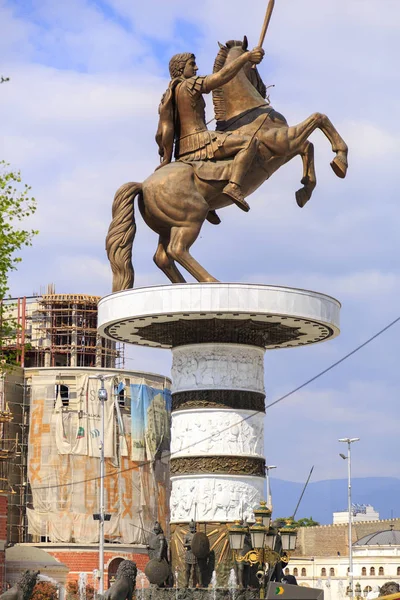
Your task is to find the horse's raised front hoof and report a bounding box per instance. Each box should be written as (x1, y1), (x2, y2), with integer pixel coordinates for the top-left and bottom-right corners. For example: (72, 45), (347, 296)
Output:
(295, 188), (310, 208)
(206, 210), (221, 225)
(330, 154), (348, 179)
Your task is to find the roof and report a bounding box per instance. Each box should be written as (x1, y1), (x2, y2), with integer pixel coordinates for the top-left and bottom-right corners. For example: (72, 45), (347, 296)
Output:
(354, 529), (400, 546)
(6, 545), (68, 569)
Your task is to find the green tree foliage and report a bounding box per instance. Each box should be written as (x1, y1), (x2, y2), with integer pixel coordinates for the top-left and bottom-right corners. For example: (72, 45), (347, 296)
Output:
(0, 161), (38, 366)
(31, 581), (58, 600)
(276, 516), (320, 527)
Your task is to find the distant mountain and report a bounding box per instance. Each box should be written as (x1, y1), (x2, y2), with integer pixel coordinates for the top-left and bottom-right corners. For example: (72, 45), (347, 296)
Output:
(270, 477), (400, 524)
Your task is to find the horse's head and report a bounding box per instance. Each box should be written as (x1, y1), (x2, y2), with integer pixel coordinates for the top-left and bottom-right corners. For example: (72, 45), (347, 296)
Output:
(213, 36), (268, 123)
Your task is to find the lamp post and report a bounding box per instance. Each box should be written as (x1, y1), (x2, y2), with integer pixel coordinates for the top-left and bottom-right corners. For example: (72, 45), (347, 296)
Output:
(265, 465), (277, 509)
(339, 437), (360, 600)
(98, 377), (107, 596)
(228, 500), (298, 594)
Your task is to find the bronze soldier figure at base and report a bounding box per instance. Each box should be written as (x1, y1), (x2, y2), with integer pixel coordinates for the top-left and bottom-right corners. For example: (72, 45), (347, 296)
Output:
(145, 522), (171, 587)
(184, 521), (200, 588)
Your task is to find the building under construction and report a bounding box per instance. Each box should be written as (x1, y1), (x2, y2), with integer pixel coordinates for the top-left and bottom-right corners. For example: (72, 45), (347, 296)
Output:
(2, 290), (124, 369)
(0, 289), (171, 593)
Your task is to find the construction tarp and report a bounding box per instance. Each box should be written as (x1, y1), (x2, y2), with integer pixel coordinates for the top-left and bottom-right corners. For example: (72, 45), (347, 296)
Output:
(27, 372), (170, 544)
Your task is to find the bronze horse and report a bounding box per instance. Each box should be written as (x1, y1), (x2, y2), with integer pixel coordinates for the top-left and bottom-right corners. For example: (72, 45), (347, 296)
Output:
(106, 39), (348, 291)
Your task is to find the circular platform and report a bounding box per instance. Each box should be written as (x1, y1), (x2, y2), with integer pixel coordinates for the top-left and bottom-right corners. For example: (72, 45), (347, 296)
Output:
(98, 283), (340, 349)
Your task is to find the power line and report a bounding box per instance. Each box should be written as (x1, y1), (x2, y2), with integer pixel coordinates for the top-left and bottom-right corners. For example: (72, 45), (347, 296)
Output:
(265, 315), (400, 410)
(29, 315), (400, 492)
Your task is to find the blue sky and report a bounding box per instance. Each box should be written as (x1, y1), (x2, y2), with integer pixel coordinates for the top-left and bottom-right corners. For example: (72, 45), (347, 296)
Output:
(2, 0), (400, 493)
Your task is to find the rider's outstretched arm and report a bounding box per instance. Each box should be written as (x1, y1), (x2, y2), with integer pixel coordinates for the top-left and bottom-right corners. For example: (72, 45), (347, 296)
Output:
(203, 47), (264, 93)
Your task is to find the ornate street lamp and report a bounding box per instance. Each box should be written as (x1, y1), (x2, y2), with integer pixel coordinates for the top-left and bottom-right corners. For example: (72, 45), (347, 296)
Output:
(229, 503), (281, 576)
(254, 501), (272, 529)
(250, 517), (267, 550)
(279, 519), (298, 552)
(228, 520), (248, 551)
(264, 527), (277, 550)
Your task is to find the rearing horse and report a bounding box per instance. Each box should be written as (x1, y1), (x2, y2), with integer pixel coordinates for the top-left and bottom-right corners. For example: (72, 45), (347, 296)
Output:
(106, 38), (348, 291)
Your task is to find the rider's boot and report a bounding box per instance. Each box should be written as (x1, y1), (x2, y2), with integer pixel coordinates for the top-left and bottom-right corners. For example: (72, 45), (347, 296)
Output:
(206, 210), (221, 225)
(222, 182), (250, 212)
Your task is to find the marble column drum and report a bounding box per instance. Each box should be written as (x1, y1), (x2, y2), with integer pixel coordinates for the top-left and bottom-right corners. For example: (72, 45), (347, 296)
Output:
(170, 342), (266, 522)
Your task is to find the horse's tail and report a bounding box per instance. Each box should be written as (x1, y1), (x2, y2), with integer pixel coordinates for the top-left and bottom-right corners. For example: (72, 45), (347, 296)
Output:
(106, 182), (142, 292)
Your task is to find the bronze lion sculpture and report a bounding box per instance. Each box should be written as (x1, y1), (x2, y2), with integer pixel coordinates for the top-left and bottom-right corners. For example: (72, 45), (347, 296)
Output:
(0, 570), (40, 600)
(99, 561), (137, 600)
(379, 581), (400, 597)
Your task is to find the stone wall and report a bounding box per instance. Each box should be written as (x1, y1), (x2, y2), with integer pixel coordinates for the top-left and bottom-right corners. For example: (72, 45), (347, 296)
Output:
(294, 518), (400, 557)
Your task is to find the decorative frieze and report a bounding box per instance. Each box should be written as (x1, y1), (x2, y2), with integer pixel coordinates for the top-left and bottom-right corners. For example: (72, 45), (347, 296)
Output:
(171, 389), (265, 412)
(171, 409), (264, 458)
(170, 455), (265, 477)
(170, 475), (264, 523)
(171, 343), (265, 393)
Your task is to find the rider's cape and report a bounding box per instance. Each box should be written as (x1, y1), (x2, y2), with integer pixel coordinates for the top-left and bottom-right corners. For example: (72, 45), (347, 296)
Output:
(155, 77), (183, 168)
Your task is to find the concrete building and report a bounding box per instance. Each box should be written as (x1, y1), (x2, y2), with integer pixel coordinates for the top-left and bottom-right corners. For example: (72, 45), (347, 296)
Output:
(287, 519), (400, 598)
(333, 505), (380, 525)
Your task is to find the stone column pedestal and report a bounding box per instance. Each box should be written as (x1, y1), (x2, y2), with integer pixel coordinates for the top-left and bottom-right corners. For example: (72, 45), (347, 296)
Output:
(98, 283), (340, 585)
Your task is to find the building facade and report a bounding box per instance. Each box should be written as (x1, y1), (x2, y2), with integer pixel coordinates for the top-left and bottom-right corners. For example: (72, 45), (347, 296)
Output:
(287, 520), (400, 598)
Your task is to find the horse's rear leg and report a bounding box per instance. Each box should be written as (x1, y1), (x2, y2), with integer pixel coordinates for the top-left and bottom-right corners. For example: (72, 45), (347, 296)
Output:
(167, 225), (219, 283)
(153, 236), (186, 283)
(296, 141), (316, 208)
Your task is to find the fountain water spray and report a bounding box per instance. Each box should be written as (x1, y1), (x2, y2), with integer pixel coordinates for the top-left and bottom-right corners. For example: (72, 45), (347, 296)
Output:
(78, 572), (87, 600)
(228, 569), (237, 600)
(38, 574), (59, 586)
(211, 571), (217, 600)
(175, 568), (179, 600)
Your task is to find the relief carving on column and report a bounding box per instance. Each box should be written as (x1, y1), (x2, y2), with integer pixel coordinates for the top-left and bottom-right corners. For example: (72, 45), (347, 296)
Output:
(171, 389), (266, 412)
(170, 455), (265, 476)
(171, 410), (264, 457)
(170, 476), (263, 523)
(171, 344), (265, 393)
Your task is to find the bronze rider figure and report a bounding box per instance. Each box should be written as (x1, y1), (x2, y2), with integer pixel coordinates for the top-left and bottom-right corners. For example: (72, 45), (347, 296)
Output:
(156, 46), (264, 217)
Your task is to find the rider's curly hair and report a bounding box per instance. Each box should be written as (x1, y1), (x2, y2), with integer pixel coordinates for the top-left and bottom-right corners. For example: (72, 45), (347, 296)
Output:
(169, 52), (195, 78)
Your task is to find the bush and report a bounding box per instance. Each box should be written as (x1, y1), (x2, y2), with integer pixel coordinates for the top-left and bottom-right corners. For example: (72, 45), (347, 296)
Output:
(31, 581), (58, 600)
(66, 580), (94, 600)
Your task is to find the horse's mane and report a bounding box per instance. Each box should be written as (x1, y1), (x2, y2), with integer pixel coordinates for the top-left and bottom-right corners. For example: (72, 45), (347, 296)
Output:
(212, 40), (267, 122)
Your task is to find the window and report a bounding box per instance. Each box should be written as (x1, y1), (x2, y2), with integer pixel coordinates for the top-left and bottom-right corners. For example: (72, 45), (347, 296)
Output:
(370, 567), (375, 576)
(364, 587), (372, 597)
(301, 568), (307, 576)
(321, 568), (326, 576)
(55, 384), (69, 407)
(379, 567), (384, 576)
(362, 567), (366, 576)
(284, 568), (289, 575)
(397, 567), (400, 576)
(330, 568), (335, 576)
(118, 387), (125, 408)
(293, 568), (298, 576)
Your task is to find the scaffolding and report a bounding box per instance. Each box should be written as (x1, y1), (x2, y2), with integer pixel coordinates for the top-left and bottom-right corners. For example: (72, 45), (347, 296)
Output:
(2, 292), (124, 370)
(0, 287), (126, 543)
(0, 370), (28, 544)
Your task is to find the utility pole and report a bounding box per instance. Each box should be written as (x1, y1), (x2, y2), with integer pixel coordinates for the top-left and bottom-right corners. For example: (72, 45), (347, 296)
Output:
(265, 464), (277, 509)
(339, 437), (360, 600)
